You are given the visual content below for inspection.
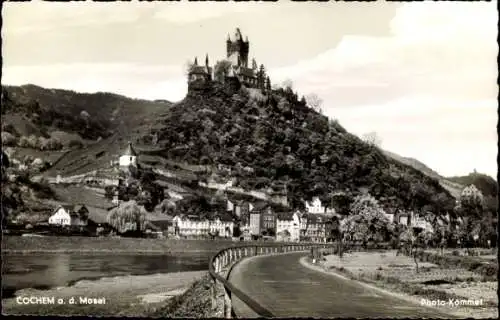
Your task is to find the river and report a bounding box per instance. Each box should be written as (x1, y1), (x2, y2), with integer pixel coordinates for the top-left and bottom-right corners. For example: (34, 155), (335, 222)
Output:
(2, 252), (209, 299)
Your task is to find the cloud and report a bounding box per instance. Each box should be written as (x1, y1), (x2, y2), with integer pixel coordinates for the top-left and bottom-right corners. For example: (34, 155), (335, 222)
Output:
(2, 1), (264, 35)
(268, 1), (497, 177)
(269, 1), (497, 106)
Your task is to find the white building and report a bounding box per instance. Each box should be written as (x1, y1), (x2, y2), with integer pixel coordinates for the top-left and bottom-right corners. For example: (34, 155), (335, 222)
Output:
(49, 205), (89, 227)
(276, 211), (301, 242)
(172, 215), (234, 238)
(305, 197), (335, 215)
(384, 213), (395, 224)
(119, 142), (138, 168)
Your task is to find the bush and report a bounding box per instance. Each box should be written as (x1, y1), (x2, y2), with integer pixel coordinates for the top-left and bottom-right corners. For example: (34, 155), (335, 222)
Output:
(39, 137), (63, 150)
(2, 131), (17, 146)
(18, 135), (37, 148)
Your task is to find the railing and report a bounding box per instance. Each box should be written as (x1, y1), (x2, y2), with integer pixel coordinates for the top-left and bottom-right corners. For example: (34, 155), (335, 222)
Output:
(208, 242), (336, 318)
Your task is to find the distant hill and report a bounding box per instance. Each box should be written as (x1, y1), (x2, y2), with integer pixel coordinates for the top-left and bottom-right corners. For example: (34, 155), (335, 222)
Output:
(446, 172), (498, 197)
(2, 84), (172, 176)
(382, 150), (465, 199)
(2, 84), (172, 140)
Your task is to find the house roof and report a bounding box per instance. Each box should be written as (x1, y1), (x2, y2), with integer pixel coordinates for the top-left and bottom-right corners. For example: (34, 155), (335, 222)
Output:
(304, 213), (329, 224)
(73, 204), (87, 212)
(123, 142), (137, 156)
(252, 201), (269, 211)
(277, 212), (294, 221)
(190, 65), (211, 75)
(86, 206), (109, 224)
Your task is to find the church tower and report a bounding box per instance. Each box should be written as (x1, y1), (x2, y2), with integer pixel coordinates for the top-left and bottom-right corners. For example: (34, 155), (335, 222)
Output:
(226, 28), (249, 68)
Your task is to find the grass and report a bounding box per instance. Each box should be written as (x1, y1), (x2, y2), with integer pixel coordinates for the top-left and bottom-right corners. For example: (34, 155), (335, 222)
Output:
(319, 251), (498, 318)
(150, 274), (222, 318)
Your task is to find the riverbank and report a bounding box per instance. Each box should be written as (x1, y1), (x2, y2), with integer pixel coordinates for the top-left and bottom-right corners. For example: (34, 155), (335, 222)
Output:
(2, 270), (208, 316)
(304, 251), (498, 319)
(2, 235), (241, 254)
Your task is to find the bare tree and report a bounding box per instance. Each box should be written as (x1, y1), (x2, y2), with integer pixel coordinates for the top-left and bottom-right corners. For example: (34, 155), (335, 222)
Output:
(362, 131), (382, 148)
(306, 93), (324, 113)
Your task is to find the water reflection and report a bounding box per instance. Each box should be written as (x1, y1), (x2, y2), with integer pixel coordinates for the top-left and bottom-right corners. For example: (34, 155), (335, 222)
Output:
(2, 253), (210, 298)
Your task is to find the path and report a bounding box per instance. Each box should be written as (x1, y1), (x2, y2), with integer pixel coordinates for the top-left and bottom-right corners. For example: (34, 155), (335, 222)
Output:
(228, 252), (453, 318)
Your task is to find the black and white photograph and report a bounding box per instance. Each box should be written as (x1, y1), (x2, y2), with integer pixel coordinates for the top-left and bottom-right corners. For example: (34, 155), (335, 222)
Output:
(1, 0), (498, 318)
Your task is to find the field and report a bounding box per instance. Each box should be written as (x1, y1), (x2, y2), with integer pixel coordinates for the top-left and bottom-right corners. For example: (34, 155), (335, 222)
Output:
(319, 251), (498, 318)
(1, 236), (244, 254)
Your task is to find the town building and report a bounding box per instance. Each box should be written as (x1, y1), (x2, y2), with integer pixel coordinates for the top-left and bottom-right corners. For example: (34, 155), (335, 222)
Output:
(248, 202), (277, 237)
(49, 204), (89, 227)
(172, 215), (234, 238)
(276, 211), (301, 242)
(302, 213), (327, 243)
(305, 197), (335, 215)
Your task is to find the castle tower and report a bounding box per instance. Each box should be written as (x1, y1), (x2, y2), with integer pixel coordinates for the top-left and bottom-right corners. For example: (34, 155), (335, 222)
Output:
(226, 28), (249, 68)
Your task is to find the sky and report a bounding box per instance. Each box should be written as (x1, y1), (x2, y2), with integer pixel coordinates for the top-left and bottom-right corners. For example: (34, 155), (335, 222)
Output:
(2, 1), (498, 179)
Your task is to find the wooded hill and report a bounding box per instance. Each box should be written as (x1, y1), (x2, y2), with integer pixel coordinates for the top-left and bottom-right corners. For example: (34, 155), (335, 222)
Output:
(143, 83), (457, 216)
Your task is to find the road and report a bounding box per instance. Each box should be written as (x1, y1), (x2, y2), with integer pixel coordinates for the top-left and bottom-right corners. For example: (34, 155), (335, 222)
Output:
(228, 252), (454, 318)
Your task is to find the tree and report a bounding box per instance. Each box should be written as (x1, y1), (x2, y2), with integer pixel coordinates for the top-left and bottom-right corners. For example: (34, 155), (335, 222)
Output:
(306, 93), (323, 113)
(362, 131), (382, 148)
(2, 132), (17, 146)
(106, 200), (147, 235)
(342, 193), (393, 245)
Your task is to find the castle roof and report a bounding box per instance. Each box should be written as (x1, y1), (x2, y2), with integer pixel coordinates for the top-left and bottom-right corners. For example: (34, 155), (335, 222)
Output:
(123, 142), (137, 156)
(190, 65), (211, 75)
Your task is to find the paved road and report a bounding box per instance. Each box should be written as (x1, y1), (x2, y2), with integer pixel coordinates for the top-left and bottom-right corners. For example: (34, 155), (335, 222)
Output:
(228, 252), (454, 318)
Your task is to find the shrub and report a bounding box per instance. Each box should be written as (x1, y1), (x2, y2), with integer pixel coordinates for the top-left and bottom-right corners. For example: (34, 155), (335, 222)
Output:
(2, 131), (17, 146)
(17, 136), (31, 148)
(39, 137), (63, 150)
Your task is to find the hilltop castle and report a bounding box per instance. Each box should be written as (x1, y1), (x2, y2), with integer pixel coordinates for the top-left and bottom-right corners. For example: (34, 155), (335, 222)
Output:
(188, 28), (271, 92)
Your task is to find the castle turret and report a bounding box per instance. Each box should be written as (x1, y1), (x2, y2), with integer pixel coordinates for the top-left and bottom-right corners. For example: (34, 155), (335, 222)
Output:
(227, 27), (249, 68)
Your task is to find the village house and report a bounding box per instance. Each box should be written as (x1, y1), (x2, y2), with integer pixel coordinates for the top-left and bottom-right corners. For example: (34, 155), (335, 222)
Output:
(303, 213), (327, 243)
(249, 202), (277, 237)
(304, 197), (335, 215)
(172, 215), (234, 238)
(49, 204), (89, 227)
(276, 211), (301, 242)
(119, 141), (138, 168)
